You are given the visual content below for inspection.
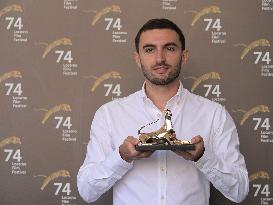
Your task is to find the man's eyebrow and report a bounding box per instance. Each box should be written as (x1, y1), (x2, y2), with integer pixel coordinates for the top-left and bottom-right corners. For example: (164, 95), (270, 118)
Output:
(164, 42), (178, 47)
(142, 42), (179, 50)
(142, 44), (155, 49)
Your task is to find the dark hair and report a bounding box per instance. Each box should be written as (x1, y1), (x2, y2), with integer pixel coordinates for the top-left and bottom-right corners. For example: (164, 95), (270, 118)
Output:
(135, 18), (185, 53)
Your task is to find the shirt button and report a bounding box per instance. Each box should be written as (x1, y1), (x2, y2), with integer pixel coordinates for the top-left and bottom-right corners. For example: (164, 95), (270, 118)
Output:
(161, 196), (165, 200)
(161, 167), (165, 172)
(157, 113), (161, 117)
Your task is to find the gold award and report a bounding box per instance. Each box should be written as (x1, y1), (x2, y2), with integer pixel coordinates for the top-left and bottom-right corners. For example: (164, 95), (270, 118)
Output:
(135, 109), (195, 151)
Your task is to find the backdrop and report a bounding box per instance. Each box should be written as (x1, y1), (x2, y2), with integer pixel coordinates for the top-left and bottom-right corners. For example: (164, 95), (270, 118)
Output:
(0, 0), (272, 205)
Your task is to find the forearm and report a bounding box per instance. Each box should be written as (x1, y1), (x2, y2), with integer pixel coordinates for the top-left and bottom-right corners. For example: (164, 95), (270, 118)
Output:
(195, 152), (249, 203)
(77, 149), (133, 203)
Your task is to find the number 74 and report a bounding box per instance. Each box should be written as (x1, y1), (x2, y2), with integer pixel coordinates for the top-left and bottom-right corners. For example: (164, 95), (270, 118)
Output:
(253, 184), (270, 197)
(203, 84), (221, 97)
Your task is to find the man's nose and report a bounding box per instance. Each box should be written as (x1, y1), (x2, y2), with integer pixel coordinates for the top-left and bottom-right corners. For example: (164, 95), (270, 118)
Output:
(156, 49), (166, 64)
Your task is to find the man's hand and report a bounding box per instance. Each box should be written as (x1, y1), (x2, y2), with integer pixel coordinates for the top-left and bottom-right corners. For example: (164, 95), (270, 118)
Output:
(119, 136), (154, 163)
(174, 135), (205, 162)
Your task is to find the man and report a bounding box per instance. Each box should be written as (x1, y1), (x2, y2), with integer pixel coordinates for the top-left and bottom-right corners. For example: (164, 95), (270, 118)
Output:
(77, 18), (249, 205)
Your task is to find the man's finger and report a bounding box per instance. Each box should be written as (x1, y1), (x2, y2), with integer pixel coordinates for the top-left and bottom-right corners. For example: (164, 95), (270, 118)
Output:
(127, 136), (140, 145)
(138, 151), (153, 158)
(191, 135), (202, 144)
(175, 150), (194, 160)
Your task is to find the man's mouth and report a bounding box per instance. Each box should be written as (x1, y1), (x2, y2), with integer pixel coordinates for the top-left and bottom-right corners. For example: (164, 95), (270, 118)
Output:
(153, 66), (169, 74)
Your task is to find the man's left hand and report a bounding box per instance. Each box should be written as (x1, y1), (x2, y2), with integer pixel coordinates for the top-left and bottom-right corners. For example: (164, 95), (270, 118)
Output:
(174, 135), (205, 162)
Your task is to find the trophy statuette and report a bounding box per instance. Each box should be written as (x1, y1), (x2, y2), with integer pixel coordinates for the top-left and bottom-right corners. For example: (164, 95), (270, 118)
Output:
(135, 109), (195, 151)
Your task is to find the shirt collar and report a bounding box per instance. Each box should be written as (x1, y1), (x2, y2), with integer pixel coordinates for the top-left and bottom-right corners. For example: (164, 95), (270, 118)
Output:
(140, 81), (184, 104)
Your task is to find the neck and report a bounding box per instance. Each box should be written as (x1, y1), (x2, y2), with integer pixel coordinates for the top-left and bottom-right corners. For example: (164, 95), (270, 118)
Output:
(145, 79), (180, 112)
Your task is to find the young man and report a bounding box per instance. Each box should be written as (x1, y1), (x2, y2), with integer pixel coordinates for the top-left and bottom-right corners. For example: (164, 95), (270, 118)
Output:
(77, 19), (249, 205)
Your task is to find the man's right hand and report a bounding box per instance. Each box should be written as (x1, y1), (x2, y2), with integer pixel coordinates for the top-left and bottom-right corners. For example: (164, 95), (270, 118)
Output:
(119, 136), (154, 163)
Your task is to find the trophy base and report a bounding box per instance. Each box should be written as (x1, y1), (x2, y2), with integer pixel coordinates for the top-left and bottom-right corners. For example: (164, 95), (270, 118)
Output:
(135, 143), (195, 151)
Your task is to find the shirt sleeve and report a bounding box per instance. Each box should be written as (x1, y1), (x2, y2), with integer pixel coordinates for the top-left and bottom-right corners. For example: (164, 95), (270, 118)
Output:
(195, 105), (249, 203)
(77, 106), (133, 203)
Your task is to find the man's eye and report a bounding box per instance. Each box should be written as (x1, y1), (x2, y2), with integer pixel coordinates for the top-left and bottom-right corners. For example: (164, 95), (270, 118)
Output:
(166, 46), (176, 51)
(144, 48), (154, 53)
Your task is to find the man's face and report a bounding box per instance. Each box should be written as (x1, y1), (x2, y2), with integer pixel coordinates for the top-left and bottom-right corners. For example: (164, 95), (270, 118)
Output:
(135, 29), (188, 85)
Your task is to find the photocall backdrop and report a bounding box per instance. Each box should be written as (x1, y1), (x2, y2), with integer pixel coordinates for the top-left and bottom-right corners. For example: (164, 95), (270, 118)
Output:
(0, 0), (272, 205)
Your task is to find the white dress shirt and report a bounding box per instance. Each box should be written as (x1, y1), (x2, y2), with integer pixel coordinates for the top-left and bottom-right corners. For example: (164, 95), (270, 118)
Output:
(77, 82), (249, 205)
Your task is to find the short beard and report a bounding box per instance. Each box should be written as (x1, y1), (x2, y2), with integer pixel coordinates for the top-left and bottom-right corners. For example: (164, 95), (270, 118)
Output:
(141, 60), (182, 85)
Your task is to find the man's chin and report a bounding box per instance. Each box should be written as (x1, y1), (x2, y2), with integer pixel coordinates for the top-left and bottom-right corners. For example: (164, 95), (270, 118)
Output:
(149, 78), (173, 86)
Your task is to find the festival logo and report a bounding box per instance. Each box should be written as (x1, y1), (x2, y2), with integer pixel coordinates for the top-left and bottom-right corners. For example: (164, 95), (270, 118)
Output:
(0, 70), (28, 108)
(233, 105), (272, 143)
(185, 5), (226, 44)
(233, 105), (270, 126)
(34, 169), (76, 202)
(38, 37), (72, 59)
(88, 5), (121, 26)
(234, 39), (270, 60)
(234, 38), (272, 77)
(249, 171), (272, 204)
(1, 4), (28, 42)
(184, 71), (226, 103)
(34, 104), (77, 142)
(84, 5), (127, 43)
(35, 169), (71, 191)
(35, 104), (72, 124)
(188, 72), (221, 92)
(0, 136), (26, 175)
(82, 71), (122, 100)
(186, 6), (221, 27)
(37, 37), (78, 76)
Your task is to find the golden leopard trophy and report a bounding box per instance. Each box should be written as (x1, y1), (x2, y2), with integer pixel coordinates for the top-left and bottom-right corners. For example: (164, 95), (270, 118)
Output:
(135, 109), (195, 151)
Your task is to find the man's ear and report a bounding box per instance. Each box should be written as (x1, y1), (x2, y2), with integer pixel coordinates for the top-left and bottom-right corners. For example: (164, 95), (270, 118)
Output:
(134, 52), (141, 68)
(181, 50), (189, 65)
